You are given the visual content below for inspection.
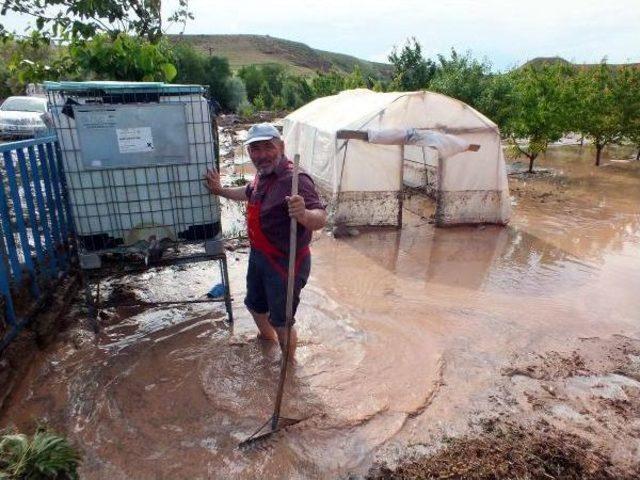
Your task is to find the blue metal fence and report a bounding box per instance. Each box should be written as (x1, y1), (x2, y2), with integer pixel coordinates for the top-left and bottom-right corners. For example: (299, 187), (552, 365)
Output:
(0, 135), (76, 351)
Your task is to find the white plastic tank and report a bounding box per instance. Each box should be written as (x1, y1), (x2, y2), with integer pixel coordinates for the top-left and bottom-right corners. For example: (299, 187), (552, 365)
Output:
(44, 81), (220, 252)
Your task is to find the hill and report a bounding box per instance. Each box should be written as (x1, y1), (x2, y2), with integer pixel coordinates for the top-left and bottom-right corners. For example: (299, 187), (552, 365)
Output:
(167, 34), (393, 79)
(521, 56), (640, 70)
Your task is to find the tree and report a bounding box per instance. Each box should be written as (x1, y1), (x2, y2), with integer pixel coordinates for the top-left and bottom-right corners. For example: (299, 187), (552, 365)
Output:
(372, 80), (387, 92)
(615, 66), (640, 160)
(310, 70), (344, 97)
(223, 76), (248, 112)
(571, 63), (626, 166)
(279, 76), (314, 109)
(252, 93), (266, 111)
(0, 55), (11, 99)
(173, 42), (244, 112)
(172, 41), (207, 85)
(429, 49), (492, 108)
(1, 0), (193, 43)
(237, 65), (263, 102)
(259, 63), (286, 97)
(2, 32), (77, 90)
(237, 63), (287, 104)
(2, 3), (184, 90)
(476, 72), (515, 129)
(388, 37), (435, 91)
(68, 33), (176, 82)
(0, 59), (10, 98)
(258, 81), (274, 109)
(203, 56), (233, 108)
(272, 95), (286, 111)
(343, 65), (367, 89)
(504, 64), (571, 172)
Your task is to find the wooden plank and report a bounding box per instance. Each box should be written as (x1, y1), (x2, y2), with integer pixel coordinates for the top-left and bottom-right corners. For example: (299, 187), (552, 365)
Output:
(336, 130), (369, 141)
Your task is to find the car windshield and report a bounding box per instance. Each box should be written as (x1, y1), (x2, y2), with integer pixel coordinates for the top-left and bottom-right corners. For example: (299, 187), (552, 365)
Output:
(0, 97), (47, 113)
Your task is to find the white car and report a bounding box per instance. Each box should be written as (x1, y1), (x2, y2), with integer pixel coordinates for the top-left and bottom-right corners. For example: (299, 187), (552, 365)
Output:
(0, 96), (50, 140)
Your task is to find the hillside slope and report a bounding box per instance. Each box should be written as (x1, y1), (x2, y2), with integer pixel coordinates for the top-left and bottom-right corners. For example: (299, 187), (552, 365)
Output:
(522, 56), (640, 70)
(167, 34), (392, 78)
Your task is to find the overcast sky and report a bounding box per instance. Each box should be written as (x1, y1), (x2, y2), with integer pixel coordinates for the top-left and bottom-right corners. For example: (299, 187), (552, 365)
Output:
(4, 0), (639, 70)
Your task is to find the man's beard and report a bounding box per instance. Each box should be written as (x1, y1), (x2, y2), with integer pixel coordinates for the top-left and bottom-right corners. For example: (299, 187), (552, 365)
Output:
(256, 155), (283, 176)
(257, 164), (275, 176)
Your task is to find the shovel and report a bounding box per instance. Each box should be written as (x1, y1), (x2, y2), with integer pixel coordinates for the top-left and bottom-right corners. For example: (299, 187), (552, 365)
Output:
(239, 153), (304, 449)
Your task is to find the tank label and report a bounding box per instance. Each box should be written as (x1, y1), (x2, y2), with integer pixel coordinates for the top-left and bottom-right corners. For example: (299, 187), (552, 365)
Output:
(116, 127), (155, 153)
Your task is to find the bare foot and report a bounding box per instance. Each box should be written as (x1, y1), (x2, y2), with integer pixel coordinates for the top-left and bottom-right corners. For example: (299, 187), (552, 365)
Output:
(256, 332), (278, 342)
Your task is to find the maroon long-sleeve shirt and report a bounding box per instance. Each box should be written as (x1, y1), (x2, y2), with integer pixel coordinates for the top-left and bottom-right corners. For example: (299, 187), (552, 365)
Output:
(245, 157), (325, 255)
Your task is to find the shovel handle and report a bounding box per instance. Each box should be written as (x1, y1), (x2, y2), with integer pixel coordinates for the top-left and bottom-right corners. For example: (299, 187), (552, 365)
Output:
(271, 153), (300, 430)
(285, 157), (299, 323)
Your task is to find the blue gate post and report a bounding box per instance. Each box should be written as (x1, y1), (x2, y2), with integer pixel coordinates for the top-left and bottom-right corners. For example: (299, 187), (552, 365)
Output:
(0, 165), (22, 283)
(0, 135), (75, 353)
(27, 145), (57, 275)
(17, 148), (46, 273)
(0, 238), (17, 327)
(3, 150), (39, 296)
(36, 143), (63, 270)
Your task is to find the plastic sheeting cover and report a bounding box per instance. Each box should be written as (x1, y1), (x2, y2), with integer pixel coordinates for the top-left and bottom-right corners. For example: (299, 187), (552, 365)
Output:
(367, 128), (470, 159)
(283, 89), (511, 225)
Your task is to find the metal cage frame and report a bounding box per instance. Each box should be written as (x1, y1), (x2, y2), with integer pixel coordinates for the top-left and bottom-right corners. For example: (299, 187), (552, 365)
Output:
(44, 81), (233, 323)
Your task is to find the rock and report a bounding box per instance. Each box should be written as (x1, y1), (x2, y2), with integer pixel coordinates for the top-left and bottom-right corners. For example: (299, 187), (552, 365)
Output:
(71, 328), (94, 350)
(331, 224), (350, 238)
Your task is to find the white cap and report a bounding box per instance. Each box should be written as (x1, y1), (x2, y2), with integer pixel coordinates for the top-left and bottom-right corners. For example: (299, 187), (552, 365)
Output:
(244, 123), (281, 145)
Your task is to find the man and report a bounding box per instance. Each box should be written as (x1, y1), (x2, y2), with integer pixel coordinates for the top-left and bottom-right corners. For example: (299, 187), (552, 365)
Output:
(204, 123), (327, 358)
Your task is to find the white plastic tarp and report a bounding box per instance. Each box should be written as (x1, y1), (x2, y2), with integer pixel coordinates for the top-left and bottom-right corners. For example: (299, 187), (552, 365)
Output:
(283, 89), (510, 226)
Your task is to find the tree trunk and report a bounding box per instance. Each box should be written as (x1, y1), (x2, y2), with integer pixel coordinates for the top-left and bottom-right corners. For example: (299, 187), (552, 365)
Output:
(636, 147), (640, 161)
(595, 144), (603, 166)
(527, 154), (537, 173)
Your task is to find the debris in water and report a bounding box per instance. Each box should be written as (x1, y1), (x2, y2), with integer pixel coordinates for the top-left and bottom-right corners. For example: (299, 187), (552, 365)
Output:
(367, 422), (636, 480)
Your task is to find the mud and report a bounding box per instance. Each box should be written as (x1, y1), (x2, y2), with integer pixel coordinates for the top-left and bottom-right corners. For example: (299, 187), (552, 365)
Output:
(1, 144), (639, 478)
(368, 422), (634, 479)
(368, 335), (640, 479)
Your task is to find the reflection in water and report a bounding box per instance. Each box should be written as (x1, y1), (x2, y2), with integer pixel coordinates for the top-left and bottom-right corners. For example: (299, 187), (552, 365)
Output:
(339, 221), (598, 295)
(1, 148), (640, 479)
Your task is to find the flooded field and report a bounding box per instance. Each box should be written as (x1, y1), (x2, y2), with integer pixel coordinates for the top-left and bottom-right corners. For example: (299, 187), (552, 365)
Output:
(1, 145), (640, 478)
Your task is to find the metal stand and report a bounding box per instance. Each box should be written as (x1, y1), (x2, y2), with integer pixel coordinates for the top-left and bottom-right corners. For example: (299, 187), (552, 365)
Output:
(83, 249), (234, 331)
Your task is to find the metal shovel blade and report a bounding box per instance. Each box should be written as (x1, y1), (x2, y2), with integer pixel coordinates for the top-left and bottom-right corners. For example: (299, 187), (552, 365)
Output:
(238, 416), (303, 450)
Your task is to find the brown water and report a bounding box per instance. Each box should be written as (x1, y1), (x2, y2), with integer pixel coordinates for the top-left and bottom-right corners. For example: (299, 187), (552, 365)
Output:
(2, 146), (640, 479)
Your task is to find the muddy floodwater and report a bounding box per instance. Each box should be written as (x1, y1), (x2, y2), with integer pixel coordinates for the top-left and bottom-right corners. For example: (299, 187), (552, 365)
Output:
(2, 146), (640, 478)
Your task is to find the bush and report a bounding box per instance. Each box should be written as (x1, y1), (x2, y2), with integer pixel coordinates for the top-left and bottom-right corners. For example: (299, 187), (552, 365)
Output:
(257, 81), (274, 109)
(0, 429), (81, 479)
(272, 95), (286, 111)
(236, 65), (262, 102)
(237, 101), (255, 118)
(252, 94), (266, 111)
(224, 76), (248, 113)
(203, 56), (232, 109)
(172, 41), (207, 85)
(0, 61), (12, 99)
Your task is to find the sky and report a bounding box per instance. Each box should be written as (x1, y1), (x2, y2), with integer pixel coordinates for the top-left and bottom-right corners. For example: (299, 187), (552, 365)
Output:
(3, 0), (639, 71)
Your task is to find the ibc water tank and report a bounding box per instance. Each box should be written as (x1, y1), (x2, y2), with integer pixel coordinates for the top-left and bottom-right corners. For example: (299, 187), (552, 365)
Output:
(44, 81), (221, 253)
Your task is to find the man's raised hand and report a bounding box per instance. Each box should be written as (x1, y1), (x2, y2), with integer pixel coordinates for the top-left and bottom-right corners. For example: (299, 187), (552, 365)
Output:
(204, 168), (223, 195)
